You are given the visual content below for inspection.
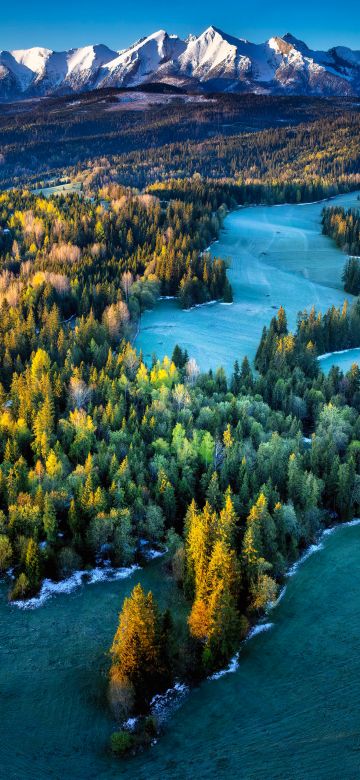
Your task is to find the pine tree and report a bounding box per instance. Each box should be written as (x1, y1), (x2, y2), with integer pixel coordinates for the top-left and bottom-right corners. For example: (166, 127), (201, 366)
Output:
(25, 538), (40, 592)
(217, 487), (237, 546)
(33, 393), (54, 459)
(206, 472), (222, 512)
(276, 305), (288, 335)
(242, 493), (268, 575)
(43, 494), (57, 544)
(240, 356), (253, 391)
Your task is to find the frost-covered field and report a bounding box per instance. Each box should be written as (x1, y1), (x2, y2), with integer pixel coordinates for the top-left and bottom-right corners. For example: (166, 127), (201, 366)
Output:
(108, 92), (215, 111)
(318, 346), (360, 374)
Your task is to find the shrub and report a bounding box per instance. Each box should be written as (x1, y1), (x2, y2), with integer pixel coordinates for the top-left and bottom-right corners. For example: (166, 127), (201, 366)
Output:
(9, 572), (30, 600)
(110, 730), (134, 756)
(58, 547), (82, 577)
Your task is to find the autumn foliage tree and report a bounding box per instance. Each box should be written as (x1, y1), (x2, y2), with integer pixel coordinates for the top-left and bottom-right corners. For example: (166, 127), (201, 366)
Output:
(109, 584), (172, 719)
(185, 491), (244, 669)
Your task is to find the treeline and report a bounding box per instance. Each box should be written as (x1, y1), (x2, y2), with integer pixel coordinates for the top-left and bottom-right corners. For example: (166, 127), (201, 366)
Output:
(148, 176), (351, 210)
(256, 299), (360, 365)
(343, 258), (360, 296)
(322, 205), (360, 255)
(321, 205), (360, 294)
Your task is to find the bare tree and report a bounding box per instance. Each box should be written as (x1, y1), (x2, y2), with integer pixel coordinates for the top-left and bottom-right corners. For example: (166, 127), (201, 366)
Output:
(123, 345), (139, 378)
(103, 301), (130, 341)
(47, 273), (70, 296)
(49, 243), (81, 264)
(69, 377), (91, 409)
(185, 357), (200, 386)
(121, 271), (134, 303)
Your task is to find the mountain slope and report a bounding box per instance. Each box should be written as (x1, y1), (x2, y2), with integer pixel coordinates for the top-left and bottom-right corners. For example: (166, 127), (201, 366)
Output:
(0, 26), (359, 100)
(98, 30), (186, 88)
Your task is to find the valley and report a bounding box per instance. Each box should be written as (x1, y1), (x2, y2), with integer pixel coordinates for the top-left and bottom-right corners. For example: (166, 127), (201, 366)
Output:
(0, 29), (360, 772)
(137, 190), (360, 373)
(1, 181), (360, 776)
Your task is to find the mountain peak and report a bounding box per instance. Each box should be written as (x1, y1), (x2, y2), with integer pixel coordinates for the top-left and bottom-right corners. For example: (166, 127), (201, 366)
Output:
(202, 25), (225, 37)
(283, 33), (309, 51)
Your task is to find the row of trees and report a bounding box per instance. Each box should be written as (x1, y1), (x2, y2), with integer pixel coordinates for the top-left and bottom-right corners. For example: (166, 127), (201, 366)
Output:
(322, 205), (360, 259)
(342, 258), (360, 296)
(321, 204), (360, 295)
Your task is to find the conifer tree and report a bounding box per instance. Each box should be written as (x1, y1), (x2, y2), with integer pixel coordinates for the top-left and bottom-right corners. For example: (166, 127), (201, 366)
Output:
(43, 494), (57, 544)
(25, 538), (40, 592)
(109, 584), (170, 717)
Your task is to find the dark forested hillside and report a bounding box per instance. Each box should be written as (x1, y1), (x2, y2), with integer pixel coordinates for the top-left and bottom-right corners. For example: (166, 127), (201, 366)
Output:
(0, 91), (359, 189)
(87, 112), (360, 191)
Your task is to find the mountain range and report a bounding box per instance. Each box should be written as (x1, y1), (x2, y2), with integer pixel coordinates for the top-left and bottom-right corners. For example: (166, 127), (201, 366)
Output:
(1, 26), (359, 100)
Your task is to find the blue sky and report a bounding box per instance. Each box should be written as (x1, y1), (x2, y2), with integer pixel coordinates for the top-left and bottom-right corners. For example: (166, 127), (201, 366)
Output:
(2, 0), (359, 51)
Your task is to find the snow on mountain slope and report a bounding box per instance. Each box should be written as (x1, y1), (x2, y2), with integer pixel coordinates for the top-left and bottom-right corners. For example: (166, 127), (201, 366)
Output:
(176, 27), (357, 94)
(0, 44), (117, 95)
(98, 31), (186, 88)
(0, 49), (44, 91)
(11, 47), (54, 80)
(270, 34), (356, 94)
(0, 27), (359, 100)
(178, 27), (276, 85)
(64, 45), (118, 89)
(178, 26), (247, 79)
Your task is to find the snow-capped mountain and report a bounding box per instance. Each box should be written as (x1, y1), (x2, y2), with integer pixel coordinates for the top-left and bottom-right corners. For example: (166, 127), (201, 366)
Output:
(99, 30), (186, 88)
(1, 26), (359, 100)
(0, 44), (118, 98)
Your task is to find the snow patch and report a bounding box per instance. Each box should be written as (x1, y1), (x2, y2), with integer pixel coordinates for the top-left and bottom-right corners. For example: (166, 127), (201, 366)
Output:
(288, 518), (360, 577)
(12, 564), (140, 610)
(287, 543), (324, 577)
(322, 526), (337, 537)
(318, 347), (360, 361)
(150, 682), (189, 724)
(270, 585), (287, 609)
(184, 299), (219, 311)
(143, 547), (167, 560)
(209, 653), (239, 679)
(343, 517), (360, 527)
(123, 717), (139, 732)
(324, 517), (360, 535)
(247, 622), (274, 640)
